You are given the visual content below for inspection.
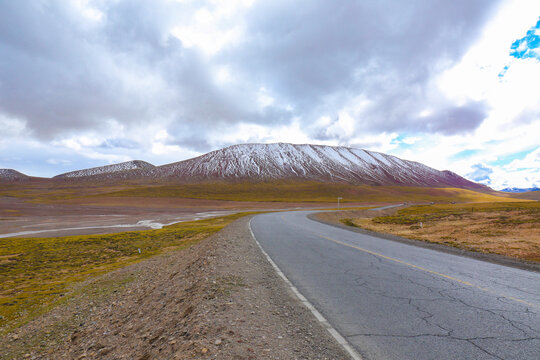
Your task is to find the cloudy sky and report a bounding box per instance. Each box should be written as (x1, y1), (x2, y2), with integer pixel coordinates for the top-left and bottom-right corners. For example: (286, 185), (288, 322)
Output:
(0, 0), (539, 190)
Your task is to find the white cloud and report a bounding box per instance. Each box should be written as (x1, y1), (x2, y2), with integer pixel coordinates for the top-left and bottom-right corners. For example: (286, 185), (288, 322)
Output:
(74, 0), (104, 22)
(506, 147), (540, 171)
(401, 137), (421, 145)
(0, 116), (27, 139)
(257, 87), (275, 108)
(170, 0), (253, 55)
(46, 158), (72, 165)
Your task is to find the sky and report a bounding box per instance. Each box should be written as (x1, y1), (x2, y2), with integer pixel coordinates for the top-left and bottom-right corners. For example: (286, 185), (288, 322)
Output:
(0, 0), (539, 190)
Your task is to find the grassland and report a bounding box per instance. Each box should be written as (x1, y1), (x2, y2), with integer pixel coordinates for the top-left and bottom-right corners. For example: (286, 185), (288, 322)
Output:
(0, 212), (252, 333)
(339, 202), (540, 262)
(97, 182), (514, 204)
(0, 181), (134, 204)
(511, 190), (540, 201)
(1, 180), (516, 205)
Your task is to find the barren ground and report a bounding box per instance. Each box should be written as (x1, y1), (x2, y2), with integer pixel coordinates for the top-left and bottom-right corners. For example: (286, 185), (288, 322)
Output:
(0, 216), (350, 359)
(0, 196), (372, 238)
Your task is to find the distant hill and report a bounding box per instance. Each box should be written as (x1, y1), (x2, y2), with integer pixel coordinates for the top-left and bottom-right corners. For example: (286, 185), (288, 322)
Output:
(510, 190), (540, 201)
(500, 187), (540, 193)
(54, 160), (155, 179)
(0, 168), (29, 181)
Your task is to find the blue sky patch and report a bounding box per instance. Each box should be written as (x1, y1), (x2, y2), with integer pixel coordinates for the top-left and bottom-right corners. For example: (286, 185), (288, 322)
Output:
(488, 148), (534, 167)
(498, 65), (509, 78)
(509, 17), (540, 60)
(451, 149), (480, 160)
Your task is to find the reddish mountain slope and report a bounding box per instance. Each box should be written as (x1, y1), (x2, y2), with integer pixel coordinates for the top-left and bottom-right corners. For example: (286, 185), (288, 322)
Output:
(157, 143), (487, 189)
(49, 143), (487, 190)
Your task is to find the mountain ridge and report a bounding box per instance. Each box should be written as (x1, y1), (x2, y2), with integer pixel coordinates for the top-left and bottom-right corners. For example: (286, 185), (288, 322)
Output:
(157, 143), (487, 189)
(0, 168), (29, 181)
(53, 160), (155, 179)
(50, 143), (488, 190)
(500, 187), (540, 193)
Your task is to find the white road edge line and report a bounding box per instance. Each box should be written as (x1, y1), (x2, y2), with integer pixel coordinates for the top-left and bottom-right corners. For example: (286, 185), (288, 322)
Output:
(248, 217), (364, 360)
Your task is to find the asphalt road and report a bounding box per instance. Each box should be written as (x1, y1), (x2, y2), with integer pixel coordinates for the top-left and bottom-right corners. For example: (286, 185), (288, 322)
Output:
(250, 211), (540, 360)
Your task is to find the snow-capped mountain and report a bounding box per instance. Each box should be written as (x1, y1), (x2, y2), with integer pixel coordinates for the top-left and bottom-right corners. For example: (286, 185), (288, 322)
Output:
(54, 160), (155, 179)
(158, 143), (486, 189)
(500, 187), (540, 193)
(0, 169), (29, 181)
(48, 143), (487, 189)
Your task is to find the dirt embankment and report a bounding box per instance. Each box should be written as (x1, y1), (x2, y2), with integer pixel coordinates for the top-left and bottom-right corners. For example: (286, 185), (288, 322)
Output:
(1, 216), (350, 359)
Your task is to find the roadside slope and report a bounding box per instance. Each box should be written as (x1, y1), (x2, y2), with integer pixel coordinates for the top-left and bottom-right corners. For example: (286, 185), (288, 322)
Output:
(1, 216), (350, 359)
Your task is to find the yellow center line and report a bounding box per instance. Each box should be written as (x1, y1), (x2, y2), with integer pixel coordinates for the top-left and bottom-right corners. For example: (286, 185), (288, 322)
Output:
(318, 234), (540, 310)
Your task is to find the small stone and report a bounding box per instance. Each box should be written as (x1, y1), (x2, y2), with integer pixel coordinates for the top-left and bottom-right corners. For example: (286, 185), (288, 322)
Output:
(24, 354), (31, 358)
(169, 340), (177, 345)
(201, 348), (208, 354)
(278, 336), (283, 339)
(214, 339), (222, 345)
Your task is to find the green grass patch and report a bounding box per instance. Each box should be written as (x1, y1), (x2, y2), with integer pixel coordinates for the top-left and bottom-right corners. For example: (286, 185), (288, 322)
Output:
(0, 212), (253, 333)
(340, 219), (358, 227)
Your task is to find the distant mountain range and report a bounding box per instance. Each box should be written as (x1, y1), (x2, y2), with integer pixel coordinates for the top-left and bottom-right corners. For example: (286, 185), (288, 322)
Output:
(499, 187), (540, 193)
(0, 168), (29, 181)
(1, 143), (489, 190)
(54, 160), (155, 179)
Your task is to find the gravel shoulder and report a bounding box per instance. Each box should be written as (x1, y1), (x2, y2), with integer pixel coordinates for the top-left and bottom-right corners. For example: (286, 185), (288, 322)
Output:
(1, 215), (351, 359)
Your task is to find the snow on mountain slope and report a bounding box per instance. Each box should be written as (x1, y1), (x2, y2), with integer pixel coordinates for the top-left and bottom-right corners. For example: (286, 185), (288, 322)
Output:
(500, 187), (540, 193)
(47, 143), (487, 189)
(54, 160), (155, 179)
(0, 169), (29, 181)
(157, 143), (487, 189)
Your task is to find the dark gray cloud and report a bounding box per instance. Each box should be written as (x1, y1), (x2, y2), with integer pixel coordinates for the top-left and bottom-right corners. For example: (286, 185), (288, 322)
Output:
(0, 0), (502, 152)
(228, 0), (499, 140)
(0, 0), (263, 141)
(419, 102), (490, 134)
(0, 1), (156, 137)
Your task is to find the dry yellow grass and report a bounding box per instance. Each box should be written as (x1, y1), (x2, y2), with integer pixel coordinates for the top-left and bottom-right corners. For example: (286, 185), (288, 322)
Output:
(97, 182), (518, 204)
(330, 202), (540, 262)
(1, 180), (516, 204)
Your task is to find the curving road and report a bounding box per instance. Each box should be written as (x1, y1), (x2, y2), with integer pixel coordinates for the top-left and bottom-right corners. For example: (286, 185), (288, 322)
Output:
(250, 211), (540, 360)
